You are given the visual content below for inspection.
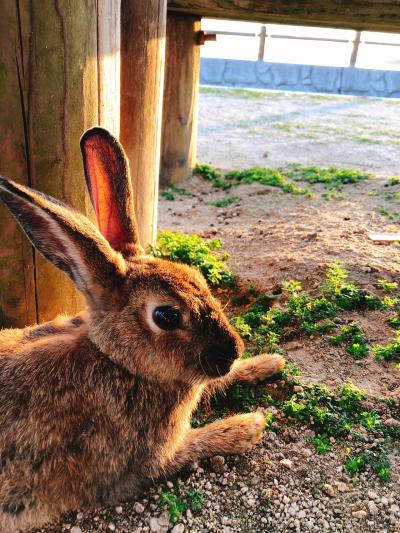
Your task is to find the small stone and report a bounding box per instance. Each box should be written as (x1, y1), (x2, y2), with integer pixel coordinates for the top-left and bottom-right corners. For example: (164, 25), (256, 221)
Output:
(171, 525), (185, 533)
(336, 482), (349, 493)
(70, 528), (82, 533)
(108, 524), (116, 531)
(293, 385), (304, 393)
(381, 496), (389, 506)
(352, 510), (367, 519)
(134, 502), (145, 514)
(280, 459), (293, 469)
(76, 513), (83, 521)
(149, 517), (160, 532)
(205, 481), (212, 491)
(297, 510), (306, 519)
(158, 512), (170, 527)
(115, 506), (123, 514)
(368, 501), (379, 515)
(367, 490), (378, 500)
(385, 418), (400, 428)
(221, 516), (230, 525)
(322, 484), (335, 498)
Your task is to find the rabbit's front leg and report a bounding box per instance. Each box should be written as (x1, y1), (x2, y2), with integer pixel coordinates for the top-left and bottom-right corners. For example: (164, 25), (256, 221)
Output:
(167, 411), (265, 475)
(208, 353), (285, 394)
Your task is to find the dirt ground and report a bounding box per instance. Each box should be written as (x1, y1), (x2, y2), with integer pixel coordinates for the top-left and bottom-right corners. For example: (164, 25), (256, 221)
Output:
(35, 89), (400, 533)
(196, 87), (400, 175)
(160, 88), (400, 400)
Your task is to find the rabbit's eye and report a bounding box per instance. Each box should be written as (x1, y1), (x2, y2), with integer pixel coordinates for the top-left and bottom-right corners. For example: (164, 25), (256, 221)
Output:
(152, 306), (181, 331)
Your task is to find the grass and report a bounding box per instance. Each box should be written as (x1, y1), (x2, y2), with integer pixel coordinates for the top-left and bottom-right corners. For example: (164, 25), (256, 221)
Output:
(150, 231), (235, 286)
(225, 167), (312, 196)
(195, 161), (373, 200)
(378, 208), (399, 221)
(377, 279), (398, 292)
(160, 487), (204, 523)
(161, 184), (192, 201)
(209, 195), (239, 208)
(373, 333), (400, 362)
(329, 322), (369, 360)
(345, 444), (392, 482)
(284, 163), (371, 190)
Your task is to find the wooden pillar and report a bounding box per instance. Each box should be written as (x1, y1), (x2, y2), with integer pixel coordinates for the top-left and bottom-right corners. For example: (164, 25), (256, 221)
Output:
(160, 13), (201, 186)
(0, 0), (120, 327)
(350, 31), (361, 67)
(120, 0), (167, 249)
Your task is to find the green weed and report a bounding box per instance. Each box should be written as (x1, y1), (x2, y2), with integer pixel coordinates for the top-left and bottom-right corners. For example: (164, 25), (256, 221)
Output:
(321, 261), (381, 311)
(160, 487), (204, 522)
(329, 322), (369, 360)
(284, 163), (371, 190)
(225, 167), (312, 196)
(209, 195), (239, 208)
(151, 231), (235, 286)
(322, 191), (346, 201)
(378, 208), (399, 220)
(388, 176), (400, 186)
(377, 279), (398, 292)
(385, 191), (400, 201)
(195, 162), (231, 189)
(195, 162), (221, 181)
(161, 184), (192, 201)
(373, 333), (400, 362)
(160, 490), (187, 523)
(345, 445), (391, 482)
(309, 435), (331, 454)
(231, 262), (383, 354)
(186, 488), (204, 513)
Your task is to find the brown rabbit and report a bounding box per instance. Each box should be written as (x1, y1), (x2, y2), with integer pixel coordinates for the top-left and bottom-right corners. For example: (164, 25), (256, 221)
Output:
(0, 128), (284, 532)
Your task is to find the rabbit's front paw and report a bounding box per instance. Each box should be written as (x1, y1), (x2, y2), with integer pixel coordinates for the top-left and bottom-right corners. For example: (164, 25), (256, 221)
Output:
(236, 353), (285, 385)
(223, 411), (266, 454)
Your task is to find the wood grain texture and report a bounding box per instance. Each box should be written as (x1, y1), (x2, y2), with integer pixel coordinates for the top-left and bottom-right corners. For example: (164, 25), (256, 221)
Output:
(160, 13), (201, 186)
(0, 0), (120, 327)
(167, 0), (400, 32)
(98, 0), (121, 137)
(0, 1), (36, 327)
(120, 0), (167, 249)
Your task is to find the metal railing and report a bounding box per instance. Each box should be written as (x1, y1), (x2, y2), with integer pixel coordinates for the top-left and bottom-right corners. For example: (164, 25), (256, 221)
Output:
(203, 26), (400, 67)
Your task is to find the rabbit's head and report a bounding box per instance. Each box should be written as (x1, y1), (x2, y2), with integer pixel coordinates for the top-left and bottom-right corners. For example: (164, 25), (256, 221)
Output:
(0, 128), (243, 384)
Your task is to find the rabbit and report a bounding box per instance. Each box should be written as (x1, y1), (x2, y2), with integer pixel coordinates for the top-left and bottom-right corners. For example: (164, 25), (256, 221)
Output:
(0, 127), (285, 532)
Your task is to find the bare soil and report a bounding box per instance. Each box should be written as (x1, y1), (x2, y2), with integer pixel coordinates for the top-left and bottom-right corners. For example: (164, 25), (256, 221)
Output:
(160, 88), (400, 399)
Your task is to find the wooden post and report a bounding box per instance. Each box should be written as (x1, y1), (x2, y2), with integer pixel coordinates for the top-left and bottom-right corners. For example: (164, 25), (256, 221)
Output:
(0, 1), (120, 327)
(120, 0), (167, 249)
(350, 31), (362, 67)
(160, 13), (201, 186)
(258, 25), (267, 61)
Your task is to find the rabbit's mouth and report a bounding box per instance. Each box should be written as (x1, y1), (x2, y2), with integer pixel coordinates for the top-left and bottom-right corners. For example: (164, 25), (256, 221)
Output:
(199, 343), (237, 377)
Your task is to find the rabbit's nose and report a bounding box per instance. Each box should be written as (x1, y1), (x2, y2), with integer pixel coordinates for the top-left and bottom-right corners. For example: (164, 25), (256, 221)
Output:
(200, 336), (241, 377)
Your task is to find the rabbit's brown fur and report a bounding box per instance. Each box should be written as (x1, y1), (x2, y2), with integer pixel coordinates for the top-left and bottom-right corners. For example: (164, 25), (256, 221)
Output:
(0, 128), (284, 531)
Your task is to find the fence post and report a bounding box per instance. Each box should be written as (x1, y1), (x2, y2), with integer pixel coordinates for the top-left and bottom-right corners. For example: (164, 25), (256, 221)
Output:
(350, 31), (361, 67)
(160, 13), (201, 185)
(258, 25), (267, 61)
(120, 0), (167, 249)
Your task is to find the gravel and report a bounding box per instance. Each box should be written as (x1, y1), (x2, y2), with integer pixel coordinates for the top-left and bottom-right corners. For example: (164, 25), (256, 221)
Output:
(32, 424), (399, 533)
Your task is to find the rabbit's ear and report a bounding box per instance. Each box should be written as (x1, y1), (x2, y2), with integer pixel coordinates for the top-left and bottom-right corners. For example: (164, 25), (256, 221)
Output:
(80, 127), (143, 258)
(0, 176), (127, 309)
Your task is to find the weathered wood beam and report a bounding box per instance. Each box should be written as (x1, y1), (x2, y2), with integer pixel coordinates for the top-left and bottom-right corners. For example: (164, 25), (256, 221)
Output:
(167, 1), (400, 33)
(120, 0), (167, 249)
(0, 0), (120, 327)
(160, 13), (201, 186)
